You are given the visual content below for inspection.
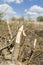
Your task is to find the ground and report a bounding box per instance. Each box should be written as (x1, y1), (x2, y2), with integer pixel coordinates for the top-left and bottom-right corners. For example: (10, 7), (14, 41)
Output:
(0, 21), (43, 65)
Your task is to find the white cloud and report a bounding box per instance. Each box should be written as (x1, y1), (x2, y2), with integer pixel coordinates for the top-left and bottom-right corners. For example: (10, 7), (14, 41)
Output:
(27, 11), (37, 15)
(24, 9), (27, 12)
(15, 0), (23, 3)
(29, 5), (43, 12)
(25, 5), (43, 20)
(4, 0), (15, 3)
(4, 0), (23, 3)
(0, 4), (16, 19)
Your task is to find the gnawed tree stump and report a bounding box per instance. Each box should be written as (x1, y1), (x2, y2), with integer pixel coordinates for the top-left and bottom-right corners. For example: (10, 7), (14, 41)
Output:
(13, 25), (26, 60)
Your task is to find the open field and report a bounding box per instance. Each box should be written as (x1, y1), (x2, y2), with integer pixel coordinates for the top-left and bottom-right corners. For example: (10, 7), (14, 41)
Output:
(0, 21), (43, 65)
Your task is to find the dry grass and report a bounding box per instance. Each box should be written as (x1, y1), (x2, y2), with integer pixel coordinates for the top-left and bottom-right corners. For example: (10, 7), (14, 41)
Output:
(0, 21), (43, 65)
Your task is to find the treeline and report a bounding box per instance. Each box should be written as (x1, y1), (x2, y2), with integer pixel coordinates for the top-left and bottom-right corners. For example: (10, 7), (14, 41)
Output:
(37, 16), (43, 22)
(0, 11), (43, 22)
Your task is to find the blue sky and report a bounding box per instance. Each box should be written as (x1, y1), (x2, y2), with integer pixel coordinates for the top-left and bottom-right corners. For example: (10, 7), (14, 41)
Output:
(0, 0), (43, 20)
